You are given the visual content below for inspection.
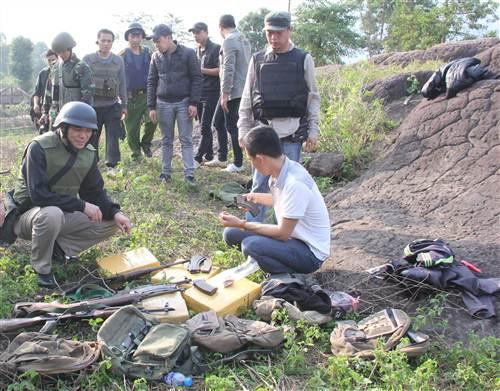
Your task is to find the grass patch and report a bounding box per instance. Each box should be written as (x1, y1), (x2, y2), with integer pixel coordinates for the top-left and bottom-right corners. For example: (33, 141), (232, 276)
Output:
(317, 60), (442, 178)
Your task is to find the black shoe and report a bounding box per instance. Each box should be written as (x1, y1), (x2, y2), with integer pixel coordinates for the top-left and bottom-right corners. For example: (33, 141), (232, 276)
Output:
(185, 176), (196, 184)
(160, 174), (172, 185)
(142, 145), (153, 158)
(38, 273), (56, 288)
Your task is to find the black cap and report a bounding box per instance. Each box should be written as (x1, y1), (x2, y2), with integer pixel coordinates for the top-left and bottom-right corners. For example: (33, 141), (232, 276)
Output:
(189, 22), (208, 33)
(263, 11), (291, 31)
(150, 24), (173, 40)
(219, 14), (236, 29)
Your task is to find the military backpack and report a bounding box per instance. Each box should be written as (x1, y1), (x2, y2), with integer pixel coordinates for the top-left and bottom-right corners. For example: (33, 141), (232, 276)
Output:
(97, 305), (191, 380)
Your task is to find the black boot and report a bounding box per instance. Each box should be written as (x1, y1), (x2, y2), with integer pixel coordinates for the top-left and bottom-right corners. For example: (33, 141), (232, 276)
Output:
(142, 145), (153, 158)
(38, 273), (56, 288)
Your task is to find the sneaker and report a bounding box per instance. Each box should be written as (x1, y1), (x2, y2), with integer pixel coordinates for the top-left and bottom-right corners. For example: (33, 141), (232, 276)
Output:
(37, 272), (56, 288)
(105, 167), (117, 177)
(205, 158), (228, 168)
(223, 163), (244, 173)
(142, 145), (153, 158)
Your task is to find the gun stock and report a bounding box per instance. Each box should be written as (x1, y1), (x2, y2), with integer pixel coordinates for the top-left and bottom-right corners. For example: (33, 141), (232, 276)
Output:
(0, 308), (118, 334)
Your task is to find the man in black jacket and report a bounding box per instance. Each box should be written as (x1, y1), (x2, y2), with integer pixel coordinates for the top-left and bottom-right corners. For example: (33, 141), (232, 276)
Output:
(147, 24), (202, 185)
(11, 102), (131, 288)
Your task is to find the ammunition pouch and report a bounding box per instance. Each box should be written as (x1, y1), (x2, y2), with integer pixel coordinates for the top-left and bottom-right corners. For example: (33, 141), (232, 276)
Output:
(94, 77), (119, 98)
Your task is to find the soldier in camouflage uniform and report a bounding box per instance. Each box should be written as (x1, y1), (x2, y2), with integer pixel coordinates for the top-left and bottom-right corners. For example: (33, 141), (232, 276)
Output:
(42, 32), (94, 128)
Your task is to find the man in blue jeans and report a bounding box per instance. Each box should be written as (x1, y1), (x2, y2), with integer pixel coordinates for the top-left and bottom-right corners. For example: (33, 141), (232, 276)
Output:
(219, 125), (330, 274)
(147, 24), (202, 184)
(238, 11), (320, 221)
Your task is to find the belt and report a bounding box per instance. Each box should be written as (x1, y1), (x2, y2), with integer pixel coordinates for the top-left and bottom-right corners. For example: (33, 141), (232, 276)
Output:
(129, 89), (146, 96)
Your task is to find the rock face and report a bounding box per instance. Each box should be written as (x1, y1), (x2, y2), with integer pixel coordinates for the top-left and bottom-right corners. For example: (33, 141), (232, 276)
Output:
(323, 43), (500, 339)
(369, 38), (499, 67)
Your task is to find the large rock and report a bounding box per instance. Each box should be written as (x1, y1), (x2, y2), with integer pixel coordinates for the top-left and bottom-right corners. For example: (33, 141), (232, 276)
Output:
(303, 152), (344, 177)
(369, 38), (499, 67)
(322, 45), (500, 340)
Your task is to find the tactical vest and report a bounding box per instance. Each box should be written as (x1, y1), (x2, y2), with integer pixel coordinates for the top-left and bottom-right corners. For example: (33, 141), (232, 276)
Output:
(59, 59), (83, 105)
(13, 132), (95, 207)
(87, 53), (121, 98)
(252, 48), (308, 121)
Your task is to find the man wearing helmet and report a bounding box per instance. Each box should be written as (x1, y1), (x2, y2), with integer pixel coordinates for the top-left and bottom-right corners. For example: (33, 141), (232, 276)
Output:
(11, 102), (131, 288)
(119, 22), (157, 160)
(42, 32), (94, 127)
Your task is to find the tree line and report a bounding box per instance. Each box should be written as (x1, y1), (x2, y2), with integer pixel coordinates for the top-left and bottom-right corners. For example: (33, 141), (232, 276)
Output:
(1, 0), (498, 93)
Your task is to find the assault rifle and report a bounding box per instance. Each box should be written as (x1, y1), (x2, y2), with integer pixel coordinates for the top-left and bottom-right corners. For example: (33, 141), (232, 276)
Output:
(62, 258), (192, 296)
(12, 283), (186, 319)
(0, 307), (118, 334)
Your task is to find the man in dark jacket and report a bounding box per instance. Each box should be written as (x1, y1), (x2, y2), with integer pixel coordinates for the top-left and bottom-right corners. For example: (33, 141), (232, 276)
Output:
(11, 102), (131, 288)
(147, 24), (202, 184)
(189, 22), (221, 166)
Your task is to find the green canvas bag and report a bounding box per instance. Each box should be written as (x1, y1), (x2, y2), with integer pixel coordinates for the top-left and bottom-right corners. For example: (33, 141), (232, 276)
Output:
(97, 305), (191, 380)
(0, 332), (100, 375)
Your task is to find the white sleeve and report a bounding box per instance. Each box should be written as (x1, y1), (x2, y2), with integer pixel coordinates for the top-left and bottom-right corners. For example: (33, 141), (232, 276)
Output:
(280, 181), (310, 219)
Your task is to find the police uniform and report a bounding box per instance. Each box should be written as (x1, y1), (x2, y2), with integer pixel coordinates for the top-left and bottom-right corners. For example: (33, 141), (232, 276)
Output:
(12, 131), (120, 277)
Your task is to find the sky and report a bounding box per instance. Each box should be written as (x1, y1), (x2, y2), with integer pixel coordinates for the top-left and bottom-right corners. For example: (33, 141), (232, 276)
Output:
(1, 0), (301, 57)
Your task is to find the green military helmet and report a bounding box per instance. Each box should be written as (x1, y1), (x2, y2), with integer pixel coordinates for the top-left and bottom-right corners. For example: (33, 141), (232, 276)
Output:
(124, 22), (146, 41)
(53, 102), (98, 130)
(51, 32), (76, 53)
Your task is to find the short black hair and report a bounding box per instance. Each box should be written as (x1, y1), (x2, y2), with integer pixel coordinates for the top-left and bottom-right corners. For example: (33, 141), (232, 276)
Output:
(45, 49), (56, 57)
(219, 14), (236, 29)
(97, 29), (115, 41)
(244, 125), (282, 158)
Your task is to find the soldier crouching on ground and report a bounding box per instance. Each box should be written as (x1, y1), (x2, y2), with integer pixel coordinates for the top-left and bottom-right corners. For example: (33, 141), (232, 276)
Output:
(9, 102), (131, 288)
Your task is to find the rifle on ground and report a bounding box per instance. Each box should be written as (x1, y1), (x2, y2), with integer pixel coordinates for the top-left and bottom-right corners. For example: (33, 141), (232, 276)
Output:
(62, 259), (191, 296)
(0, 307), (119, 334)
(13, 283), (186, 318)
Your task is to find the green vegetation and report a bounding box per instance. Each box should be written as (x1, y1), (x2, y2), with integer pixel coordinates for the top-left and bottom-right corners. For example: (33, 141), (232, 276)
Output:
(316, 59), (442, 178)
(1, 129), (498, 390)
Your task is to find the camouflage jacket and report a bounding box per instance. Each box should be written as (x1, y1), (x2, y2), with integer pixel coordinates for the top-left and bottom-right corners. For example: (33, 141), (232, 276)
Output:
(44, 53), (95, 114)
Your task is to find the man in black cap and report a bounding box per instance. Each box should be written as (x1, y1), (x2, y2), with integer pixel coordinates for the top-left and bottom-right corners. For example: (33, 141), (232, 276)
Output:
(205, 14), (251, 172)
(189, 22), (221, 167)
(147, 24), (202, 185)
(119, 22), (157, 160)
(238, 11), (320, 222)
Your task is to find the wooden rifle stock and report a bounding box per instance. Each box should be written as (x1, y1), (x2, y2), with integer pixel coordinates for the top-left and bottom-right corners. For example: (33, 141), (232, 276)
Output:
(0, 308), (118, 334)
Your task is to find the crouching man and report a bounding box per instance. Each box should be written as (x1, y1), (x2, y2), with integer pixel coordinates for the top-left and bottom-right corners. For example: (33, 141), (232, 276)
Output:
(10, 101), (131, 288)
(219, 125), (330, 274)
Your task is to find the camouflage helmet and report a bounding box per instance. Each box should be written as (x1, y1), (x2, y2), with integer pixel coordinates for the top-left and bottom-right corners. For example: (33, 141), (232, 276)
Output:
(124, 22), (146, 41)
(51, 32), (76, 53)
(53, 102), (98, 130)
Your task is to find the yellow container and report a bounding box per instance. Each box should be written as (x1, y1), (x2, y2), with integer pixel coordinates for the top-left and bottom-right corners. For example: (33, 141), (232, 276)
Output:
(97, 247), (160, 276)
(151, 263), (221, 288)
(138, 291), (189, 324)
(183, 277), (261, 317)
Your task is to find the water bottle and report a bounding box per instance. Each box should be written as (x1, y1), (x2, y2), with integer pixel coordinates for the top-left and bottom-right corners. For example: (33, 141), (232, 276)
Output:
(163, 371), (193, 387)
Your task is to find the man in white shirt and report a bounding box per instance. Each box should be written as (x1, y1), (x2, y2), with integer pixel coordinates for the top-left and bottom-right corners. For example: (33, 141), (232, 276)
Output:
(219, 125), (330, 274)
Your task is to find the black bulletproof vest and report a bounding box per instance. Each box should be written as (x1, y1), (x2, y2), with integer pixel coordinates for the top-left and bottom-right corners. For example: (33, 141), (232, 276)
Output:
(252, 48), (308, 121)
